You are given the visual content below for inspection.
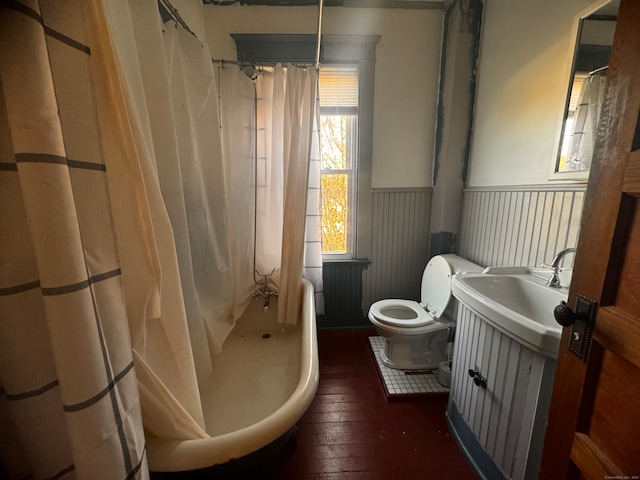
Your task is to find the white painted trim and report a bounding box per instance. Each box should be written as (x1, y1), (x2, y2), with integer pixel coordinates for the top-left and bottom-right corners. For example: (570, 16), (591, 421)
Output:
(371, 187), (433, 193)
(464, 183), (587, 193)
(342, 0), (445, 8)
(549, 170), (590, 182)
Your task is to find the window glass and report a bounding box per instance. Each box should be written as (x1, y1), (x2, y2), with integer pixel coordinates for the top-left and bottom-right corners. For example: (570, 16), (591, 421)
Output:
(319, 64), (359, 257)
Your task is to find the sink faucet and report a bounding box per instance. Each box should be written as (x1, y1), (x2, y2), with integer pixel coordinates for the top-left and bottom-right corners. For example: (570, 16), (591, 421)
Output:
(546, 247), (576, 288)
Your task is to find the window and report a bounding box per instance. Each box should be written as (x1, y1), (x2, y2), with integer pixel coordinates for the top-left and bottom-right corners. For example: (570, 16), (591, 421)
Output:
(231, 33), (380, 261)
(319, 64), (359, 258)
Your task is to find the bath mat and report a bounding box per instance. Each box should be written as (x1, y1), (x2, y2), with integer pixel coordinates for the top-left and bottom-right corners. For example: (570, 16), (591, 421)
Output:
(368, 336), (449, 398)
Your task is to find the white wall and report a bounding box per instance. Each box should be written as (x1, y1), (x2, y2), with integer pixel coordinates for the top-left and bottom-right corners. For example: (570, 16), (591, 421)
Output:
(467, 0), (605, 187)
(203, 5), (443, 189)
(162, 2), (611, 189)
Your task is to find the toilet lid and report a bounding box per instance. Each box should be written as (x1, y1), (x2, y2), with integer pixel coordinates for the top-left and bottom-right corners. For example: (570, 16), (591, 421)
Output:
(370, 299), (432, 327)
(420, 256), (453, 318)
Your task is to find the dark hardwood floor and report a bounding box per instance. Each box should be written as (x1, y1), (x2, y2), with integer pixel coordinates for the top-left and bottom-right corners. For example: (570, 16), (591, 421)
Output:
(277, 328), (476, 480)
(151, 327), (476, 479)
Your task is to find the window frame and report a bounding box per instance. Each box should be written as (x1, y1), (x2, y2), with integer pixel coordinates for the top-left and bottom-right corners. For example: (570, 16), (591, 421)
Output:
(321, 35), (379, 262)
(319, 66), (359, 260)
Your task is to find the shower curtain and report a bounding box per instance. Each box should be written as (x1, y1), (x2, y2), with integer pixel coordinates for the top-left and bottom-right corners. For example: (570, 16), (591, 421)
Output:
(102, 0), (322, 411)
(566, 69), (608, 171)
(114, 1), (323, 354)
(0, 1), (164, 478)
(218, 64), (325, 322)
(0, 0), (322, 476)
(102, 0), (257, 387)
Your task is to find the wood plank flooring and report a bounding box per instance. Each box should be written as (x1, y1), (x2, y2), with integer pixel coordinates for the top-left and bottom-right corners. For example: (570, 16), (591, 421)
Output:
(276, 328), (475, 480)
(151, 328), (476, 479)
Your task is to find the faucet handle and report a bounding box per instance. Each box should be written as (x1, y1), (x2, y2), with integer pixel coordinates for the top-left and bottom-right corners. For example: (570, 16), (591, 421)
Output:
(255, 268), (276, 277)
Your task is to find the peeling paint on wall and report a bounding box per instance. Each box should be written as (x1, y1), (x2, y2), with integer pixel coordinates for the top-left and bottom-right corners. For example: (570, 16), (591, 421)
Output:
(432, 4), (452, 186)
(461, 0), (483, 185)
(430, 0), (482, 259)
(429, 231), (456, 259)
(433, 0), (483, 186)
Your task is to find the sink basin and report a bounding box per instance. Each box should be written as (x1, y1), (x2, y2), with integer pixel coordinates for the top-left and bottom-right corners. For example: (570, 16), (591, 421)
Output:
(451, 267), (568, 358)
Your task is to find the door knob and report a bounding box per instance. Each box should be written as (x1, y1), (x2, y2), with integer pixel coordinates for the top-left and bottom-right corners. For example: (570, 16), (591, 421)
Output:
(468, 368), (487, 388)
(554, 301), (576, 327)
(554, 295), (598, 361)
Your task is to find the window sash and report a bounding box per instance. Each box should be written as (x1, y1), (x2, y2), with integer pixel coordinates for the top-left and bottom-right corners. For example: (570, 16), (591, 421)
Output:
(319, 64), (359, 259)
(320, 106), (358, 116)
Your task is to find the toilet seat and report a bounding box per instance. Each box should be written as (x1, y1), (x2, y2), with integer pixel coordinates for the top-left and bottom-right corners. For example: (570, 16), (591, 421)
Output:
(420, 256), (453, 318)
(367, 254), (483, 370)
(369, 256), (454, 329)
(369, 299), (432, 328)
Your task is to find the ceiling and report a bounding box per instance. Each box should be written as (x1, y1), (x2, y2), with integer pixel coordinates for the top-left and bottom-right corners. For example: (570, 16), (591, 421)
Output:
(202, 0), (446, 8)
(200, 0), (619, 13)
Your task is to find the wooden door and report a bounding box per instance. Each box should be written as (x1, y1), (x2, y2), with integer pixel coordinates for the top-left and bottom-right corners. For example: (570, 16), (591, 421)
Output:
(540, 0), (640, 478)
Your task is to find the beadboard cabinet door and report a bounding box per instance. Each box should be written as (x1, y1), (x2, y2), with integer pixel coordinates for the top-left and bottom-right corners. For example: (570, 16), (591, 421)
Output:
(448, 304), (557, 480)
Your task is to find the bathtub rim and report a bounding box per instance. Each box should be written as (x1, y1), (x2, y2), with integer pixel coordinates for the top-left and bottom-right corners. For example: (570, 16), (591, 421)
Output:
(146, 279), (318, 472)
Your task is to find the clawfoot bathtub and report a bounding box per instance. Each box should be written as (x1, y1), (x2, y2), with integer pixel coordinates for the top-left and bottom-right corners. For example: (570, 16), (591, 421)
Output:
(147, 279), (318, 472)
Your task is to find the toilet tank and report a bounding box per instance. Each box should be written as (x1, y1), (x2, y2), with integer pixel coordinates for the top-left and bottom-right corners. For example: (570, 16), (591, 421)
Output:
(438, 254), (484, 275)
(433, 254), (483, 321)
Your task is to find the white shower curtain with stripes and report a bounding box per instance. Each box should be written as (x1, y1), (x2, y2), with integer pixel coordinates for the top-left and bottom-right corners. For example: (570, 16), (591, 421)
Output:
(0, 1), (166, 478)
(0, 0), (322, 477)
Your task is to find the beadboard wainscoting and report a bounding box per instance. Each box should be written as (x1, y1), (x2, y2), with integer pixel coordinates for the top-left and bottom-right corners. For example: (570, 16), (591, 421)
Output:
(319, 185), (585, 327)
(320, 260), (371, 328)
(319, 188), (432, 327)
(362, 188), (433, 314)
(458, 185), (587, 268)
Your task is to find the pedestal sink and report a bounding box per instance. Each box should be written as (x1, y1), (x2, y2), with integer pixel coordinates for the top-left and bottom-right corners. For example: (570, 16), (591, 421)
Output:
(451, 266), (568, 358)
(447, 266), (569, 480)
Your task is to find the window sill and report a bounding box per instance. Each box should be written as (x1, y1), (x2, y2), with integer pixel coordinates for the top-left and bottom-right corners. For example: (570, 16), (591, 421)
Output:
(322, 258), (371, 266)
(548, 170), (589, 182)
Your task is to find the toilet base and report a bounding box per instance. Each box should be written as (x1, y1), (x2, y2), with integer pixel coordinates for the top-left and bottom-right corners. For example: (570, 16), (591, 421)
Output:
(377, 327), (450, 370)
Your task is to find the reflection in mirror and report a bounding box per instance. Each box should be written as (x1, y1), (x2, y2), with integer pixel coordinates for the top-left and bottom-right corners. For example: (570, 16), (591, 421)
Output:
(556, 0), (618, 174)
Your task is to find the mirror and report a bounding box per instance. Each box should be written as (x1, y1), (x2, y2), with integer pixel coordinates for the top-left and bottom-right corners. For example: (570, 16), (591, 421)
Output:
(554, 0), (618, 177)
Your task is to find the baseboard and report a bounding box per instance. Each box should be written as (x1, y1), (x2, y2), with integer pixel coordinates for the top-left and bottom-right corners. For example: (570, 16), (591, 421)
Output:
(446, 401), (506, 480)
(316, 314), (370, 329)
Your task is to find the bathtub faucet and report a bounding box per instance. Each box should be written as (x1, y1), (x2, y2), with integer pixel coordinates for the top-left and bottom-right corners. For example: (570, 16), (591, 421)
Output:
(251, 269), (278, 312)
(546, 247), (577, 288)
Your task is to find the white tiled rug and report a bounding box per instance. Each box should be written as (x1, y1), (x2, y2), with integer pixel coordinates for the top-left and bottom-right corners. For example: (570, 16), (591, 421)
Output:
(368, 336), (449, 397)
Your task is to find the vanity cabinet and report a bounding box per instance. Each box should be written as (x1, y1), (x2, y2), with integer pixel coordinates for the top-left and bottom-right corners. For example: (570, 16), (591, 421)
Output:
(446, 303), (557, 480)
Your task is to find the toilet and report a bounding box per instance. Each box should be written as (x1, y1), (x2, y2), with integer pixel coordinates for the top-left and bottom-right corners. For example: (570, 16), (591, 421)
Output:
(368, 254), (483, 370)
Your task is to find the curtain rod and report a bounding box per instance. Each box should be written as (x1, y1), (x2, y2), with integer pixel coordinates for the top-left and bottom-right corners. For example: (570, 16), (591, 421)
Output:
(158, 0), (197, 38)
(211, 59), (317, 68)
(589, 65), (609, 76)
(315, 0), (324, 69)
